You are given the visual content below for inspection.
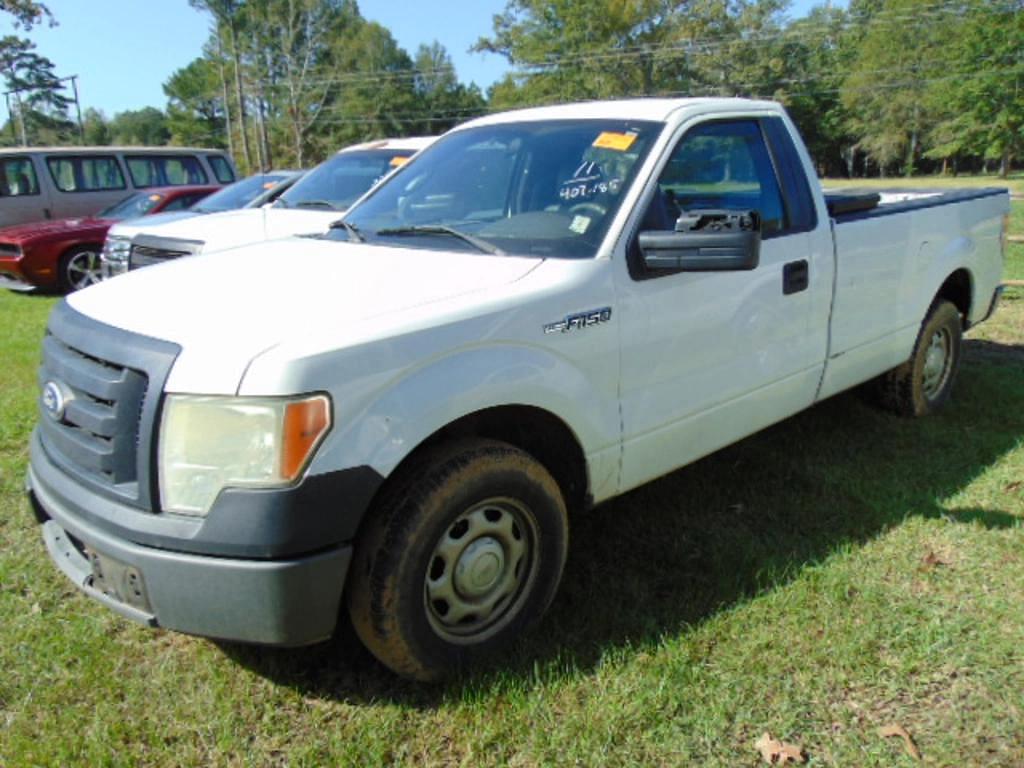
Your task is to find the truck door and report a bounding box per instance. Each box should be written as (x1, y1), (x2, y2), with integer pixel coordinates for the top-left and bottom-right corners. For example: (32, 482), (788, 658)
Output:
(614, 117), (830, 493)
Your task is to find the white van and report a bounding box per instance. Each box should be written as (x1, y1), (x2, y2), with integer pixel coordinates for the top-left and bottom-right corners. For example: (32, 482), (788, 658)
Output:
(0, 147), (236, 228)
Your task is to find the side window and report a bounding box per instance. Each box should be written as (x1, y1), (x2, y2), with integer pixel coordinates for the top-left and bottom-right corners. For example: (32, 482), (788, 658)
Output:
(0, 156), (40, 196)
(161, 193), (204, 212)
(648, 120), (786, 236)
(126, 155), (208, 187)
(208, 155), (235, 184)
(46, 155), (125, 193)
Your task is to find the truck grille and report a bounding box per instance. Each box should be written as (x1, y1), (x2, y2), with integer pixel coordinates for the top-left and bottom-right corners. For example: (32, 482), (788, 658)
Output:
(128, 235), (203, 271)
(37, 302), (180, 510)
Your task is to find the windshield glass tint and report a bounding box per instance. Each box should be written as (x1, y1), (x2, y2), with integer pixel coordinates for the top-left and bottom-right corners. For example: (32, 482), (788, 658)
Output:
(195, 174), (288, 212)
(98, 192), (164, 220)
(278, 150), (413, 210)
(340, 120), (661, 259)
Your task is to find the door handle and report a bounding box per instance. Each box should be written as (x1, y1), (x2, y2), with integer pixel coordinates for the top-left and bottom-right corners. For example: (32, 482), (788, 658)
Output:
(783, 259), (809, 295)
(43, 208), (52, 219)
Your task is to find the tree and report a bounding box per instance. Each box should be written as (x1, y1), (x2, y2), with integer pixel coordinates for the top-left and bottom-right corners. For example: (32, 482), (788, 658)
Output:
(0, 35), (72, 144)
(840, 0), (957, 176)
(81, 107), (111, 145)
(935, 0), (1024, 177)
(164, 57), (226, 147)
(108, 107), (170, 146)
(412, 42), (485, 134)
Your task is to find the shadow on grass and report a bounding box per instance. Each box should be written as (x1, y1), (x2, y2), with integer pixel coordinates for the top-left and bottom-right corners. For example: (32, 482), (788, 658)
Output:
(221, 340), (1023, 706)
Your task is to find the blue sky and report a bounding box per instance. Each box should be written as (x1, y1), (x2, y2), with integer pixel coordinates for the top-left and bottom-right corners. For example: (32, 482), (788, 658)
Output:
(7, 0), (837, 119)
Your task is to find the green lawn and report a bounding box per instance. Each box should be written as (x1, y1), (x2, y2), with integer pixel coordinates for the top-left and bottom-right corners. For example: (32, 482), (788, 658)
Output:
(1, 282), (1022, 764)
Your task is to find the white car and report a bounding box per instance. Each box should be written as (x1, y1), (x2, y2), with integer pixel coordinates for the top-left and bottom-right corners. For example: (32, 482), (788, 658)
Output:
(29, 98), (1008, 681)
(100, 137), (434, 275)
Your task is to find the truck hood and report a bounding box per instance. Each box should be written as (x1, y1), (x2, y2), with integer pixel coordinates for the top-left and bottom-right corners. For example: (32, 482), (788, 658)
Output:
(107, 206), (341, 252)
(67, 238), (542, 393)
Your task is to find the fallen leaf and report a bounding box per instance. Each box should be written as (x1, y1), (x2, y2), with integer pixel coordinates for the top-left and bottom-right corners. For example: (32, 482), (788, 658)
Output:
(755, 732), (807, 764)
(1006, 480), (1022, 493)
(878, 723), (922, 761)
(920, 550), (950, 570)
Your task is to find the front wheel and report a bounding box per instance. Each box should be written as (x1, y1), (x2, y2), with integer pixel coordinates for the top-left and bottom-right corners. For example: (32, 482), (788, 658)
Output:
(58, 245), (104, 293)
(873, 299), (963, 417)
(347, 439), (568, 681)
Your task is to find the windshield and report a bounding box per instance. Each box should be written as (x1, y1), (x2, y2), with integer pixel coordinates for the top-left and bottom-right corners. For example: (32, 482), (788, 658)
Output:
(277, 149), (415, 211)
(192, 173), (290, 213)
(339, 120), (661, 259)
(97, 192), (165, 220)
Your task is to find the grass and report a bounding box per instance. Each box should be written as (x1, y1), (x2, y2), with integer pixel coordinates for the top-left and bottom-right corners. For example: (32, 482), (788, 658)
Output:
(2, 240), (1023, 764)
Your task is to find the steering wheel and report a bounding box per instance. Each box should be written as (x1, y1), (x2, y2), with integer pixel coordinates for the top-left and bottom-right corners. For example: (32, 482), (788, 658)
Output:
(568, 201), (607, 218)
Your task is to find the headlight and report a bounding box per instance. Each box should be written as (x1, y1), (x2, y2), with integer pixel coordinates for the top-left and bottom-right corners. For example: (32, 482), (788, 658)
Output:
(158, 394), (331, 516)
(101, 235), (130, 278)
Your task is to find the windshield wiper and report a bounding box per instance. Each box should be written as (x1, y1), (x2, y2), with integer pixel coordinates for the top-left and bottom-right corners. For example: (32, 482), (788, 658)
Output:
(375, 225), (505, 255)
(293, 199), (341, 210)
(329, 219), (365, 243)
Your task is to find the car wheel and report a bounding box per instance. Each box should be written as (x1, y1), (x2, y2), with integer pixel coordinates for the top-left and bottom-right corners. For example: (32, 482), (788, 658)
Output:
(874, 299), (963, 417)
(58, 245), (104, 293)
(347, 438), (568, 681)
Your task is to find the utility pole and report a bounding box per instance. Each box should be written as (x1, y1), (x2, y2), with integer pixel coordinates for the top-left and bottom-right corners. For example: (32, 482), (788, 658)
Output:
(4, 74), (83, 146)
(69, 75), (84, 144)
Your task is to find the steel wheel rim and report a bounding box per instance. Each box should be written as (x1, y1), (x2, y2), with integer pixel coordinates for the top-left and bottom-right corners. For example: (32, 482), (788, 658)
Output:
(66, 250), (103, 290)
(424, 497), (538, 644)
(921, 327), (952, 399)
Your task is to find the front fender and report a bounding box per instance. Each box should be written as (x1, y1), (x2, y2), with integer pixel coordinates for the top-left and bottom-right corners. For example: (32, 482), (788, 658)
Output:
(308, 342), (619, 499)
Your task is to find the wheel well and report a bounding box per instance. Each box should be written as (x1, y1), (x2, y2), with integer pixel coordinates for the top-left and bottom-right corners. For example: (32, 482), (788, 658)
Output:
(935, 269), (972, 327)
(400, 405), (590, 513)
(62, 242), (103, 257)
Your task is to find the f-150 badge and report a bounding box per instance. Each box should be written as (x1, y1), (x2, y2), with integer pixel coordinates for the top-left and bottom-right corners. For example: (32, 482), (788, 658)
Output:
(544, 307), (612, 334)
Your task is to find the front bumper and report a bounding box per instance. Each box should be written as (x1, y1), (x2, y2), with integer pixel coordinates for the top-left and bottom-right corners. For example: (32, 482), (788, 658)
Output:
(28, 460), (352, 647)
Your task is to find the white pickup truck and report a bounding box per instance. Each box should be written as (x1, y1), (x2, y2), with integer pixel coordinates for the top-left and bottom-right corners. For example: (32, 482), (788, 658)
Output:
(99, 137), (434, 275)
(28, 98), (1009, 681)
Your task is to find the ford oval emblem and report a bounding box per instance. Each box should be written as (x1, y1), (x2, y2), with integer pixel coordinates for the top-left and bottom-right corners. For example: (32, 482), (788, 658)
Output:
(42, 380), (69, 421)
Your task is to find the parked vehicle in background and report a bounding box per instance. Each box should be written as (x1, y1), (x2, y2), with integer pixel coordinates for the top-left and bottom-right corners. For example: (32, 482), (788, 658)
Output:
(27, 98), (1009, 680)
(99, 172), (304, 278)
(0, 185), (218, 292)
(0, 146), (235, 228)
(100, 138), (433, 276)
(192, 170), (304, 214)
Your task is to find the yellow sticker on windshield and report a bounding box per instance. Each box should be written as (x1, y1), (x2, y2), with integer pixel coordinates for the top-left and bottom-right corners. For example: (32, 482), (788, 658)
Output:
(389, 155), (409, 168)
(592, 131), (637, 151)
(148, 194), (162, 202)
(262, 181), (276, 189)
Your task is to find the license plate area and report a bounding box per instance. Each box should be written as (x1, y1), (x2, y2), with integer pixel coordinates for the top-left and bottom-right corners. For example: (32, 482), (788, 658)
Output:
(85, 547), (152, 613)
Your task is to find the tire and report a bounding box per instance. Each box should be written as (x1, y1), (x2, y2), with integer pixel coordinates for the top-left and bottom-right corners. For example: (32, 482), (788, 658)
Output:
(873, 299), (963, 417)
(58, 245), (104, 293)
(347, 439), (568, 681)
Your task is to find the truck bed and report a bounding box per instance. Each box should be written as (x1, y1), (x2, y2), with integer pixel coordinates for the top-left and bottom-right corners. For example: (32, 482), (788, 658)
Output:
(825, 187), (1007, 223)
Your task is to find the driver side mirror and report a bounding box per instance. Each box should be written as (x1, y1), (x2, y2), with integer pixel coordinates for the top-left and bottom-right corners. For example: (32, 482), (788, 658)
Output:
(638, 209), (760, 272)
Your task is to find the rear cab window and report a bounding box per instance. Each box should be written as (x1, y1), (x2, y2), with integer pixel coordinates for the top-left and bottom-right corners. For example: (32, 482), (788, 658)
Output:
(46, 155), (125, 193)
(208, 155), (235, 184)
(0, 156), (40, 196)
(126, 155), (208, 188)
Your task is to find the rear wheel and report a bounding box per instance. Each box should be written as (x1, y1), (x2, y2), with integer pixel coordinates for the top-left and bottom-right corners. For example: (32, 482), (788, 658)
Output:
(873, 299), (963, 417)
(58, 245), (103, 293)
(347, 439), (568, 681)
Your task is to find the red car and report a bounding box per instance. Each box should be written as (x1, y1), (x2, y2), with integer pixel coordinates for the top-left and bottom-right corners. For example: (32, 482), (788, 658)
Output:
(0, 184), (218, 292)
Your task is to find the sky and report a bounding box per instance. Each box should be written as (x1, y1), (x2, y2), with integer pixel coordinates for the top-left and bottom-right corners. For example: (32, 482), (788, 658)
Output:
(6, 0), (839, 120)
